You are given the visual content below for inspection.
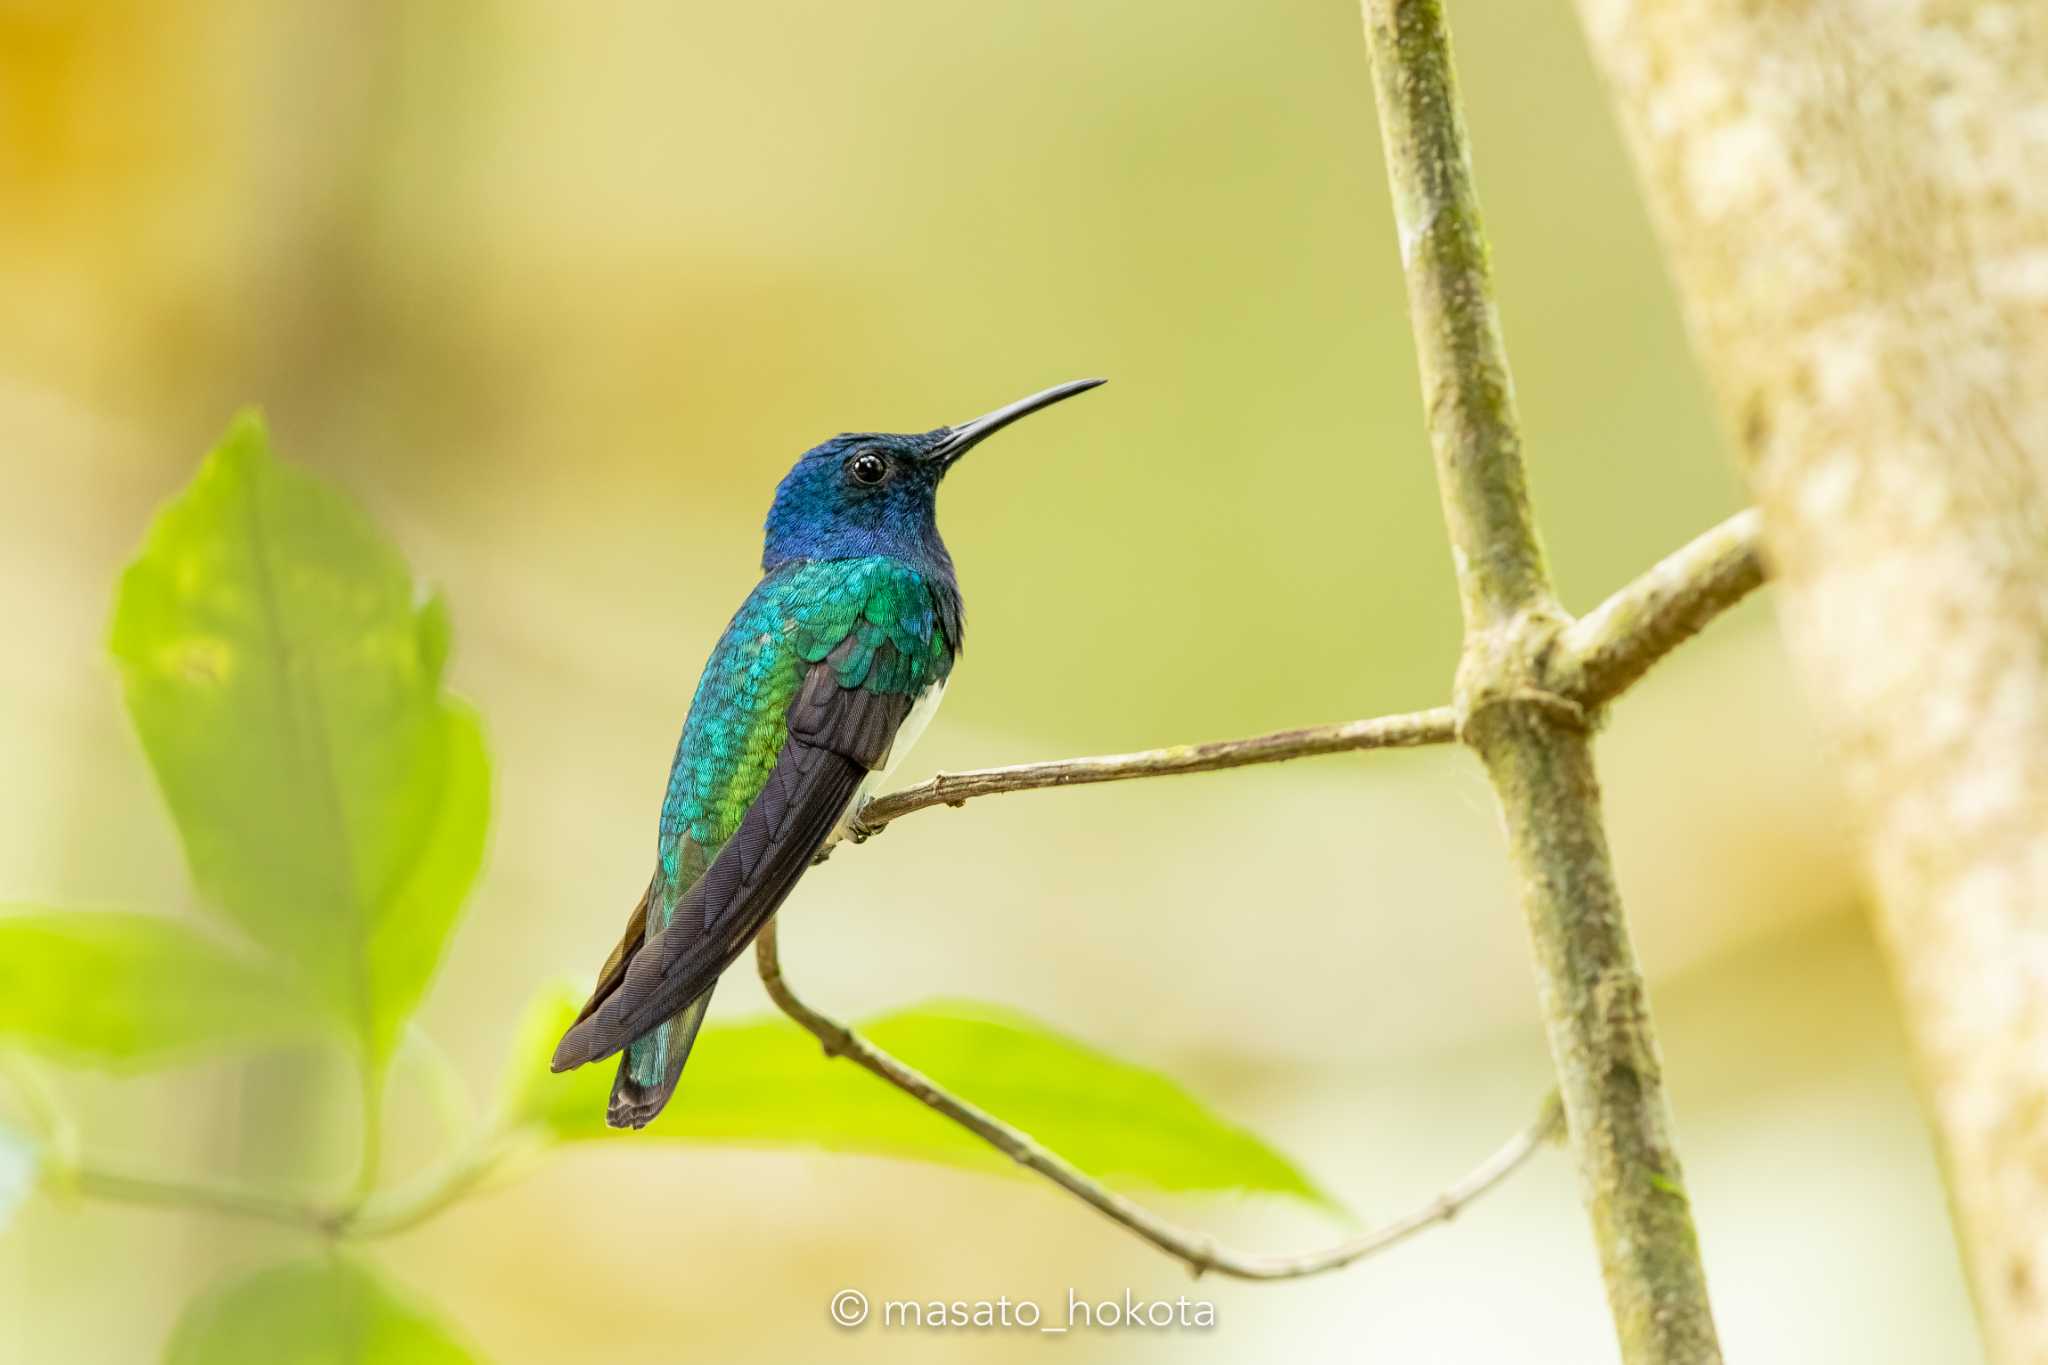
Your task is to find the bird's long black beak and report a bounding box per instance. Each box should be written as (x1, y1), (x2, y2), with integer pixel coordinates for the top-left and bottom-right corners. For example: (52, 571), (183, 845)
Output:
(930, 378), (1105, 467)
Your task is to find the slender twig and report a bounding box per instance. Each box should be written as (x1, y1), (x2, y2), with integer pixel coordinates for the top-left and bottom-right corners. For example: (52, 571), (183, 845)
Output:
(68, 1165), (327, 1232)
(1360, 2), (1723, 1361)
(1561, 510), (1765, 705)
(855, 707), (1458, 835)
(4, 1054), (332, 1231)
(754, 920), (1561, 1280)
(62, 1126), (537, 1241)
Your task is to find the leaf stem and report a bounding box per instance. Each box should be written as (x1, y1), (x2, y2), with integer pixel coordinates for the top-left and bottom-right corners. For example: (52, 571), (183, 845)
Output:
(68, 1165), (328, 1233)
(349, 1054), (388, 1205)
(60, 1124), (537, 1243)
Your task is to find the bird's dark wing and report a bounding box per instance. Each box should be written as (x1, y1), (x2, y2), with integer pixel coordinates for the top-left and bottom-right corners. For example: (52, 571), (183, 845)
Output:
(551, 649), (912, 1072)
(572, 875), (653, 1027)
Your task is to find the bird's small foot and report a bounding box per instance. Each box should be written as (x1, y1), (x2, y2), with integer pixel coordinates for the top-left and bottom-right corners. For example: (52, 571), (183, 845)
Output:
(809, 843), (837, 867)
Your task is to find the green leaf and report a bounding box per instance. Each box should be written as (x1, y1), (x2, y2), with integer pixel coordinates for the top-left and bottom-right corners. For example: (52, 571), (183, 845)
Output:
(0, 1121), (35, 1235)
(505, 983), (1335, 1207)
(108, 412), (489, 1061)
(166, 1258), (478, 1365)
(0, 909), (324, 1068)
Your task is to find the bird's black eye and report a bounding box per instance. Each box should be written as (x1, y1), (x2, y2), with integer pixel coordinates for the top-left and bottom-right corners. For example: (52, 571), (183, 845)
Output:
(847, 452), (888, 486)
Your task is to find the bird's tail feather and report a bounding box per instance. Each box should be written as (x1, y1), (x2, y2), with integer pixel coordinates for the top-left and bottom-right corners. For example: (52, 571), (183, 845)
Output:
(606, 987), (714, 1130)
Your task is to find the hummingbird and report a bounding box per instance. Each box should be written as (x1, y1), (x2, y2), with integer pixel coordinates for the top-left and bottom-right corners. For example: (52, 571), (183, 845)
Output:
(551, 378), (1105, 1128)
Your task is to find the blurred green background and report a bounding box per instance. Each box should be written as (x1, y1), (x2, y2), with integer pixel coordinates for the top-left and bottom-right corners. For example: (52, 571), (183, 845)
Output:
(0, 0), (1976, 1360)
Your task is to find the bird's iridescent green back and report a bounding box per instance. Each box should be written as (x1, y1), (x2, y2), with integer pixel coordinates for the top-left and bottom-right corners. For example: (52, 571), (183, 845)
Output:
(655, 556), (955, 916)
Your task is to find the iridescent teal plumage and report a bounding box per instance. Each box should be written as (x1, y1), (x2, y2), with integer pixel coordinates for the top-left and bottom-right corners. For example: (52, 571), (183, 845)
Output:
(552, 379), (1102, 1128)
(662, 557), (954, 863)
(628, 558), (955, 1091)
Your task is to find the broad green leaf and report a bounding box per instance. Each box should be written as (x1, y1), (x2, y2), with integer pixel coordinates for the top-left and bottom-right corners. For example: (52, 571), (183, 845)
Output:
(109, 413), (489, 1061)
(0, 909), (323, 1068)
(166, 1259), (477, 1365)
(506, 983), (1334, 1207)
(0, 1121), (35, 1235)
(363, 700), (489, 1051)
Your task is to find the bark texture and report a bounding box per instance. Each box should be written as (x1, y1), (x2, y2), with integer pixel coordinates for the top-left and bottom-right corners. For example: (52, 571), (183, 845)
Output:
(1571, 2), (2048, 1356)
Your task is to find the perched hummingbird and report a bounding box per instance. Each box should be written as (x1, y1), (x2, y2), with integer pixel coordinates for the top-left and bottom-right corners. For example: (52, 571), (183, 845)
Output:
(551, 378), (1105, 1127)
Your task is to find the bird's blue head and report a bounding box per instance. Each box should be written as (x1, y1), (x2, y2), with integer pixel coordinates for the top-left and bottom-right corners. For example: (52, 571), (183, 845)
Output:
(762, 379), (1104, 579)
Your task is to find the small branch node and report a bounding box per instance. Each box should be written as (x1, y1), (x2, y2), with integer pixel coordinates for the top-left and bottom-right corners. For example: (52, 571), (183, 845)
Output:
(1560, 510), (1766, 705)
(1457, 687), (1589, 743)
(1362, 0), (1724, 1355)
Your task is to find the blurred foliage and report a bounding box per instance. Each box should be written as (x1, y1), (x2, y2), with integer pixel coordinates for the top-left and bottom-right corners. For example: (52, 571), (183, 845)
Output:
(0, 910), (321, 1068)
(0, 418), (1332, 1358)
(165, 1260), (477, 1365)
(107, 412), (489, 1065)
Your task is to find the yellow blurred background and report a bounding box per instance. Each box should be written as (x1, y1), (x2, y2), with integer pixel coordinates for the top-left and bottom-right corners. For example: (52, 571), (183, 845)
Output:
(0, 0), (1977, 1360)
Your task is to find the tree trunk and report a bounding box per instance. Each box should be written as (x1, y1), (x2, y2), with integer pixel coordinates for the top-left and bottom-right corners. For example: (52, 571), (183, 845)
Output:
(1569, 2), (2048, 1358)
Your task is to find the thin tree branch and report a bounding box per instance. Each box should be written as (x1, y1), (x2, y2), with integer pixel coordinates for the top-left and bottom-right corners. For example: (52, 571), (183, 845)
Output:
(1561, 510), (1766, 705)
(853, 706), (1459, 836)
(754, 919), (1561, 1281)
(848, 513), (1763, 838)
(1360, 2), (1723, 1361)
